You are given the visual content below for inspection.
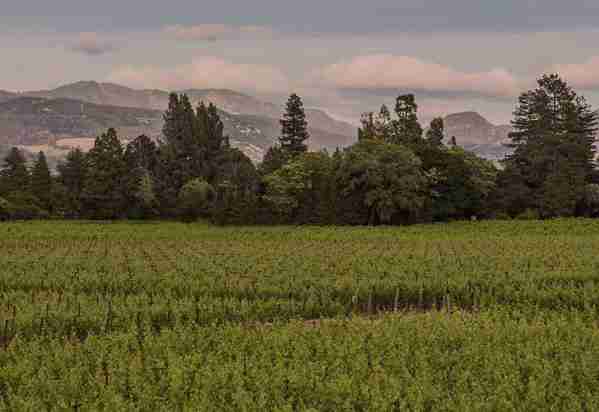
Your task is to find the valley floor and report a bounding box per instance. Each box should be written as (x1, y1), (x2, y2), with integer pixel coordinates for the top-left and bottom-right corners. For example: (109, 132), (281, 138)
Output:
(1, 220), (599, 410)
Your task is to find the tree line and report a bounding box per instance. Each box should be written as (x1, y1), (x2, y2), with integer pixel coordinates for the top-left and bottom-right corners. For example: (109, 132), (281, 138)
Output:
(1, 74), (599, 224)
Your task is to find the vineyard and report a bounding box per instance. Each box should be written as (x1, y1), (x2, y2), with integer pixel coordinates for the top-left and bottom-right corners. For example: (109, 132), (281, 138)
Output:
(1, 220), (599, 410)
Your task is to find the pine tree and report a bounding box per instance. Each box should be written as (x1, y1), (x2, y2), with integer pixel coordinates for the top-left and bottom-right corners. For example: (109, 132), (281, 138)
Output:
(124, 135), (158, 218)
(30, 151), (52, 212)
(124, 135), (158, 172)
(279, 94), (309, 157)
(392, 94), (424, 147)
(0, 147), (30, 194)
(57, 149), (88, 217)
(426, 118), (445, 146)
(82, 128), (126, 219)
(501, 74), (598, 217)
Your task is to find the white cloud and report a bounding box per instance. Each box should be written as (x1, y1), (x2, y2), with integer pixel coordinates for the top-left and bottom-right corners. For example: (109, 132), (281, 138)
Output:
(69, 32), (117, 56)
(317, 54), (521, 98)
(107, 56), (289, 94)
(163, 24), (273, 42)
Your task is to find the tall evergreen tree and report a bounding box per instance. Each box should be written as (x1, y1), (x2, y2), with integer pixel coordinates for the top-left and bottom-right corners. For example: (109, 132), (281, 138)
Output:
(82, 128), (126, 219)
(426, 118), (445, 147)
(392, 94), (424, 147)
(57, 149), (88, 217)
(124, 135), (159, 218)
(0, 147), (30, 194)
(500, 74), (598, 217)
(279, 93), (309, 157)
(30, 151), (52, 211)
(157, 94), (230, 215)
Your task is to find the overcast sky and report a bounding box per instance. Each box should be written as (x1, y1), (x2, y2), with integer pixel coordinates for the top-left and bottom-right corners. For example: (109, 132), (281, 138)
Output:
(3, 0), (599, 124)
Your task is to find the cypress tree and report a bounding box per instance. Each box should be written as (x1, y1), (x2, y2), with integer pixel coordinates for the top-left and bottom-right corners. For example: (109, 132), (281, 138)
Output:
(279, 94), (309, 158)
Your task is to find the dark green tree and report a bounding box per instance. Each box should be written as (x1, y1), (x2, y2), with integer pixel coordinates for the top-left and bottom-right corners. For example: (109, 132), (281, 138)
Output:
(212, 148), (259, 225)
(500, 74), (598, 217)
(279, 93), (309, 157)
(430, 147), (498, 220)
(156, 94), (230, 215)
(124, 135), (159, 218)
(124, 135), (158, 172)
(178, 178), (216, 222)
(57, 149), (88, 217)
(335, 139), (429, 225)
(259, 145), (289, 176)
(426, 118), (445, 147)
(392, 94), (424, 147)
(264, 151), (335, 224)
(82, 128), (126, 219)
(0, 147), (30, 194)
(30, 151), (53, 212)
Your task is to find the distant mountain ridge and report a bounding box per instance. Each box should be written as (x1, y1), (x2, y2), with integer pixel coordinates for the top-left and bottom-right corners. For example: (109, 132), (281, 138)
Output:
(0, 94), (352, 162)
(0, 90), (17, 103)
(0, 81), (514, 163)
(25, 81), (356, 142)
(443, 111), (512, 161)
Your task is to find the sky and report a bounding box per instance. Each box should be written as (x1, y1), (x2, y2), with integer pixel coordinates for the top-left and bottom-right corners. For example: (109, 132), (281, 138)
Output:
(3, 0), (599, 124)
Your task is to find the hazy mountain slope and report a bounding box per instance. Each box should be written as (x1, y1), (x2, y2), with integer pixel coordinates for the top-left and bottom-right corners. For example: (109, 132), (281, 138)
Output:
(444, 112), (511, 145)
(26, 81), (357, 143)
(0, 90), (17, 103)
(443, 112), (512, 161)
(0, 97), (162, 146)
(0, 96), (353, 162)
(27, 81), (169, 111)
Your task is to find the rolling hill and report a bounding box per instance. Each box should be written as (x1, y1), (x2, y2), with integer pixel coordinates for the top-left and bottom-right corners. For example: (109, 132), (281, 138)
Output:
(0, 81), (515, 163)
(26, 81), (357, 145)
(0, 95), (353, 162)
(443, 112), (512, 161)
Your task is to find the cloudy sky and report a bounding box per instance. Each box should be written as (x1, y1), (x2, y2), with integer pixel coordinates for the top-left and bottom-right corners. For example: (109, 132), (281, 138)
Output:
(3, 0), (599, 124)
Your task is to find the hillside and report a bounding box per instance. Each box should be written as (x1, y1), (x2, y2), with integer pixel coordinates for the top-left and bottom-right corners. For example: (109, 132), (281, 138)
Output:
(26, 81), (357, 144)
(0, 90), (17, 103)
(0, 96), (353, 162)
(0, 97), (162, 146)
(0, 82), (519, 163)
(443, 111), (512, 161)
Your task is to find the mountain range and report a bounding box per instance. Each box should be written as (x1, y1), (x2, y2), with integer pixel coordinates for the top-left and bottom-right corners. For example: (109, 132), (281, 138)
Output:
(0, 81), (512, 163)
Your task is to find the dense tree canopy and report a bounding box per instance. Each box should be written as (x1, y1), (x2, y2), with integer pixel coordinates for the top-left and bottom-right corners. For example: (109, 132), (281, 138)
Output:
(1, 74), (596, 224)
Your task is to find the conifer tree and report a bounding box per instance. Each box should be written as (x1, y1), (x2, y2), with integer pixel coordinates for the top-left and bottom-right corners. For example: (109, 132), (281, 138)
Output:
(82, 128), (126, 219)
(500, 74), (598, 217)
(57, 149), (88, 217)
(279, 94), (309, 157)
(392, 94), (424, 147)
(30, 151), (52, 211)
(426, 118), (445, 147)
(0, 147), (30, 194)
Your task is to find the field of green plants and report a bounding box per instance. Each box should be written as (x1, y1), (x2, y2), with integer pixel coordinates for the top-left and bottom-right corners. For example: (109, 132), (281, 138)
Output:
(1, 220), (599, 410)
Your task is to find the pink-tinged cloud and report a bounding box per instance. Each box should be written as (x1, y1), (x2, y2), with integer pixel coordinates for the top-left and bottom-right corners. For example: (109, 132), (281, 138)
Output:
(552, 57), (599, 90)
(108, 57), (289, 94)
(69, 32), (117, 56)
(317, 54), (520, 98)
(163, 24), (273, 42)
